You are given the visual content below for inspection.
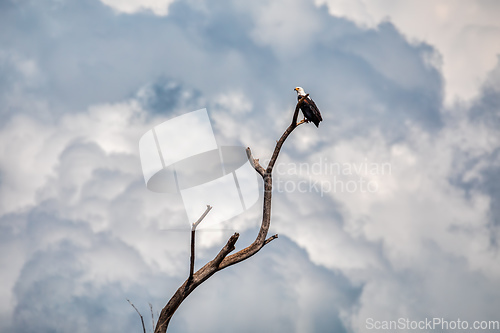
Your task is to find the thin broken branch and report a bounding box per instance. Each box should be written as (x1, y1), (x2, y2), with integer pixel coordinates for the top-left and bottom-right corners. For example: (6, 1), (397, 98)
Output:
(127, 299), (146, 333)
(149, 303), (155, 332)
(189, 205), (213, 281)
(264, 234), (278, 246)
(191, 205), (212, 231)
(246, 147), (265, 177)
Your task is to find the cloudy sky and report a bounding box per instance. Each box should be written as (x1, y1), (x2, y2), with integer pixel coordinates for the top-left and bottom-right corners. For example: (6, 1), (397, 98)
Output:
(1, 0), (500, 332)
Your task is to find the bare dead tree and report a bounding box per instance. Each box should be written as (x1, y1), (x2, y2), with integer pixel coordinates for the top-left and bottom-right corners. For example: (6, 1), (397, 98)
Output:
(153, 95), (311, 333)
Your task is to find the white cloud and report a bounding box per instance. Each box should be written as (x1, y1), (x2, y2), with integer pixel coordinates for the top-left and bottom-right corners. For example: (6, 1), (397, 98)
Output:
(99, 0), (175, 16)
(214, 91), (252, 115)
(317, 0), (500, 104)
(271, 101), (500, 330)
(0, 100), (145, 215)
(1, 0), (500, 331)
(248, 0), (324, 57)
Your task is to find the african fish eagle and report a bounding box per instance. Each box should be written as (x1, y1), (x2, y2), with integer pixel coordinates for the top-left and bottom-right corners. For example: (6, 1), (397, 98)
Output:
(294, 87), (323, 128)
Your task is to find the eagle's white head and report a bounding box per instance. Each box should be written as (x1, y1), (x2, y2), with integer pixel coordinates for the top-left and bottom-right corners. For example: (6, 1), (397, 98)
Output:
(294, 87), (306, 96)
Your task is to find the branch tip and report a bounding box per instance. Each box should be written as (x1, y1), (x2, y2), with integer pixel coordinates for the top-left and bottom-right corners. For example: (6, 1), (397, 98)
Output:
(264, 234), (278, 245)
(191, 205), (213, 231)
(246, 146), (265, 177)
(127, 299), (146, 333)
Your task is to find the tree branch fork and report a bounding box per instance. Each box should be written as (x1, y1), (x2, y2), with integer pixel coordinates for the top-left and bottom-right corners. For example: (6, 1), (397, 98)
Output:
(153, 94), (309, 333)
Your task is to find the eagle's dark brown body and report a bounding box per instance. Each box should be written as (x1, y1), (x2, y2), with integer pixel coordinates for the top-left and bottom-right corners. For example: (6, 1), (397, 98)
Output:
(297, 94), (322, 128)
